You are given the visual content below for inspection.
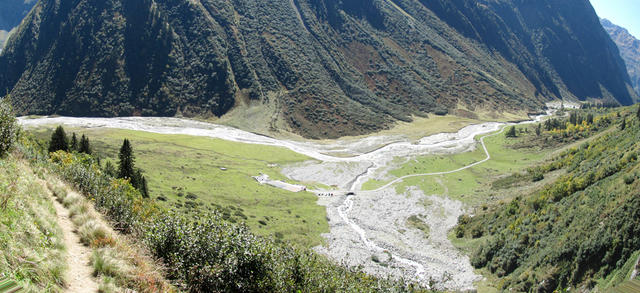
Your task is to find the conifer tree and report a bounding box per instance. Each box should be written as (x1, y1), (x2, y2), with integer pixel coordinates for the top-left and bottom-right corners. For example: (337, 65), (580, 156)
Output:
(118, 139), (136, 186)
(620, 118), (626, 130)
(134, 169), (144, 190)
(569, 111), (577, 125)
(535, 124), (541, 136)
(544, 119), (552, 131)
(79, 134), (92, 154)
(587, 113), (594, 125)
(505, 126), (517, 138)
(48, 125), (69, 153)
(637, 105), (640, 120)
(70, 133), (78, 151)
(140, 176), (149, 198)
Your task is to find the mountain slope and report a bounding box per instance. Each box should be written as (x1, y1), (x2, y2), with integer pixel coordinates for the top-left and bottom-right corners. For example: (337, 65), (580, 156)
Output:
(0, 0), (637, 138)
(602, 18), (640, 97)
(460, 108), (640, 291)
(0, 0), (37, 51)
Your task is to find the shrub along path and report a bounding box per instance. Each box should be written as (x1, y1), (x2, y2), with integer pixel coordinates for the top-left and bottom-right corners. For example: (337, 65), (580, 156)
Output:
(40, 180), (98, 293)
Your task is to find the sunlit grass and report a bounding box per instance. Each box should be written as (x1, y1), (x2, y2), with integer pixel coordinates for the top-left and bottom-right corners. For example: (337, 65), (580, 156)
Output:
(31, 127), (329, 248)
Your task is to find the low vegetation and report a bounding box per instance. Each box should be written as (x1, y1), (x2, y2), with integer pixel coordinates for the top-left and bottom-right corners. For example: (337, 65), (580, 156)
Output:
(0, 97), (17, 157)
(0, 158), (66, 292)
(46, 178), (174, 292)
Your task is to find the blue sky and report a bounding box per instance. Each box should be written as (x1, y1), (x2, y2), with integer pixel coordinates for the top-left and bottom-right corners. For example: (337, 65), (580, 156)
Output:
(590, 0), (640, 39)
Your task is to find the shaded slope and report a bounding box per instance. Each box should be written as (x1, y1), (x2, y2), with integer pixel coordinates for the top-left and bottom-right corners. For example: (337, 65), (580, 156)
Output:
(413, 0), (636, 105)
(0, 0), (637, 138)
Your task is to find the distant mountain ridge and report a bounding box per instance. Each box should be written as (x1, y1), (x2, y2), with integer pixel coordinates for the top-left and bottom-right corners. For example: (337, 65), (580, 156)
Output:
(0, 0), (637, 138)
(601, 18), (640, 97)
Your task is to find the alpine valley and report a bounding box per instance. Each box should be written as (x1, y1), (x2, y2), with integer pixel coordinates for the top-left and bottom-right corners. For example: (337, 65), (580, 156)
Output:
(1, 1), (640, 293)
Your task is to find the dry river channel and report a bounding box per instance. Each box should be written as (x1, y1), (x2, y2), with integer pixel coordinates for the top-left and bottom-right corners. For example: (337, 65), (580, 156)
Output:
(20, 114), (547, 291)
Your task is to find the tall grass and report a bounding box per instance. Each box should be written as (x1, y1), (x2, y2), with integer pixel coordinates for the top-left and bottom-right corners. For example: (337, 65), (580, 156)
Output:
(0, 158), (66, 292)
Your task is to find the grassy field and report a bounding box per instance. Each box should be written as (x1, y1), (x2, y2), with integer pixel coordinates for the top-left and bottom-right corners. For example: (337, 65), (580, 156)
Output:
(362, 128), (551, 205)
(31, 127), (328, 248)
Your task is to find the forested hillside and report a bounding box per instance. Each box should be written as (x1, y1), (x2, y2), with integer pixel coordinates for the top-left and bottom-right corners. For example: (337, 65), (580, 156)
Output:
(602, 19), (640, 96)
(0, 0), (37, 51)
(0, 0), (637, 138)
(459, 107), (640, 291)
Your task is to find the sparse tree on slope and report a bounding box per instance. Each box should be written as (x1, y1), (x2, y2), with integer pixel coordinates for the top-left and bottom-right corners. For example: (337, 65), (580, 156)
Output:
(140, 176), (149, 198)
(620, 118), (626, 130)
(70, 133), (78, 151)
(505, 126), (517, 138)
(118, 139), (137, 187)
(79, 134), (91, 154)
(48, 125), (69, 153)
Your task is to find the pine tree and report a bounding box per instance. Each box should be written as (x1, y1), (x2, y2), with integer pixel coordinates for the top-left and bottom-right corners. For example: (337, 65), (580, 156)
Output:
(535, 124), (542, 136)
(79, 134), (92, 154)
(620, 118), (626, 130)
(70, 133), (78, 151)
(544, 119), (552, 131)
(505, 126), (517, 138)
(569, 111), (577, 125)
(587, 113), (594, 125)
(48, 125), (69, 153)
(140, 176), (149, 198)
(134, 169), (144, 190)
(118, 139), (136, 185)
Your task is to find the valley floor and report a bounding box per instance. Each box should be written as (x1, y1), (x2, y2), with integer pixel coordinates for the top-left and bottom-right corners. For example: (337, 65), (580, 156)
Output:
(19, 114), (550, 291)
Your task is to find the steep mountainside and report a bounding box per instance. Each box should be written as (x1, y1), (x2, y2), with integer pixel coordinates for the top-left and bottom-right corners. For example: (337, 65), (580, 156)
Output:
(460, 109), (640, 291)
(602, 18), (640, 96)
(0, 0), (637, 138)
(0, 0), (37, 51)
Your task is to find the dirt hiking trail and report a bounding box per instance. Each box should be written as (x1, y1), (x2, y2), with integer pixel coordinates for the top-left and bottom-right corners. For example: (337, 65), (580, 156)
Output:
(41, 180), (99, 293)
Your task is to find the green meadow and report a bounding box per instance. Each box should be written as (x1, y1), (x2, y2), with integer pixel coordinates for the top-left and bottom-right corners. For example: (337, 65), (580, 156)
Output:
(363, 128), (552, 205)
(31, 127), (328, 248)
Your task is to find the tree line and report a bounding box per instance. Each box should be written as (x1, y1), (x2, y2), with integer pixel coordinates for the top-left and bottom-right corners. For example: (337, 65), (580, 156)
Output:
(48, 126), (148, 198)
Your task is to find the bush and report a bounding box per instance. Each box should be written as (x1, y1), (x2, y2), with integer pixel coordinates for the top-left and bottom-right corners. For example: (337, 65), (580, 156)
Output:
(0, 97), (18, 157)
(531, 171), (544, 182)
(433, 107), (448, 116)
(624, 174), (635, 185)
